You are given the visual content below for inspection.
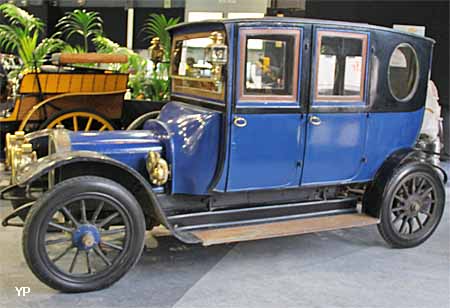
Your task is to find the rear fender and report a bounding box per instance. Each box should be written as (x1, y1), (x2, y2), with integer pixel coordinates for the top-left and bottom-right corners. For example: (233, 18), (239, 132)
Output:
(362, 148), (446, 217)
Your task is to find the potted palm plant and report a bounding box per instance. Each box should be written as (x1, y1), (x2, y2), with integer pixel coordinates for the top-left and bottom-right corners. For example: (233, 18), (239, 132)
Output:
(0, 3), (64, 70)
(57, 9), (103, 53)
(141, 14), (179, 101)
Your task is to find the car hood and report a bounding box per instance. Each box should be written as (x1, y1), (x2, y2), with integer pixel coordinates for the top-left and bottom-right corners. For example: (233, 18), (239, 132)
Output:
(68, 130), (163, 175)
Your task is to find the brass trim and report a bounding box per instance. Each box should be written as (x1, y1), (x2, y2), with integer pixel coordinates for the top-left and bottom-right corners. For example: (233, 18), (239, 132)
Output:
(233, 116), (247, 128)
(147, 151), (170, 186)
(172, 75), (219, 83)
(309, 115), (322, 126)
(9, 136), (37, 184)
(49, 127), (72, 154)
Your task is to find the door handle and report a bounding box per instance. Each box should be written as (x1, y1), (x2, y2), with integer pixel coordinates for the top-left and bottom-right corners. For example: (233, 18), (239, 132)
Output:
(309, 115), (321, 126)
(233, 116), (247, 128)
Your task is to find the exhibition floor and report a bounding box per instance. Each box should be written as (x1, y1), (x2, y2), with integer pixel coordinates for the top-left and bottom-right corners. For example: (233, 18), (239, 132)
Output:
(0, 164), (448, 308)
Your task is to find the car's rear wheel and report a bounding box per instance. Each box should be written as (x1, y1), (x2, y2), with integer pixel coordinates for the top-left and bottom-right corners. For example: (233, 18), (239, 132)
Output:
(376, 162), (445, 248)
(22, 176), (145, 292)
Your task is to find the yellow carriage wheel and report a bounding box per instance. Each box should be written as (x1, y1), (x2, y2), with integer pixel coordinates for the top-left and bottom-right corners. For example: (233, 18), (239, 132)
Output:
(40, 110), (115, 132)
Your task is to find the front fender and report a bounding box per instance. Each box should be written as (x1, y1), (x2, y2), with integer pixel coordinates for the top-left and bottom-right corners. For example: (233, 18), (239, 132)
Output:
(15, 151), (121, 184)
(2, 150), (198, 244)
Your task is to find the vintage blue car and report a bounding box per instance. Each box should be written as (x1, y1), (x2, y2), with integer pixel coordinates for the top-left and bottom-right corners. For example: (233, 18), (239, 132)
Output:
(1, 17), (446, 292)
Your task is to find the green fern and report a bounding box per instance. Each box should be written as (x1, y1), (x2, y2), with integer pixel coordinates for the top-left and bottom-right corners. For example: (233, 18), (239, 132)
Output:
(0, 4), (64, 69)
(62, 44), (86, 54)
(93, 35), (122, 53)
(0, 3), (43, 31)
(57, 9), (103, 52)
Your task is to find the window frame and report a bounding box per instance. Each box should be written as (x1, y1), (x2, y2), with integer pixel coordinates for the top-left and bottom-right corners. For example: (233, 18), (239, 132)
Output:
(387, 42), (420, 102)
(171, 31), (227, 102)
(238, 28), (300, 103)
(313, 30), (369, 103)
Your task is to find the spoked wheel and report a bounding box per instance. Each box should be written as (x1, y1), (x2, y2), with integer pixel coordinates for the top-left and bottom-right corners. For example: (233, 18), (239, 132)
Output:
(377, 162), (445, 248)
(39, 109), (115, 131)
(23, 176), (145, 292)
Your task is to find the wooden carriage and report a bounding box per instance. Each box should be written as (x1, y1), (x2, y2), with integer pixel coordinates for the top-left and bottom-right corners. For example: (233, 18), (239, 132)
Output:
(0, 53), (129, 134)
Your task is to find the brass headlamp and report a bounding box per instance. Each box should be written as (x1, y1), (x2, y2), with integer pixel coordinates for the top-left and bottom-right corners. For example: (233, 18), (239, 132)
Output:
(5, 130), (25, 168)
(6, 131), (37, 182)
(146, 151), (169, 186)
(5, 133), (15, 168)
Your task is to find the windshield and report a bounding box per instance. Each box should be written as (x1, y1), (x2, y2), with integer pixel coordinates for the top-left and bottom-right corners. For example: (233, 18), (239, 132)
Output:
(171, 32), (226, 102)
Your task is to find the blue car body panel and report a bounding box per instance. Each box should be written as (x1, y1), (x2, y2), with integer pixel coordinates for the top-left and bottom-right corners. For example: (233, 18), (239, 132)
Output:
(225, 26), (306, 192)
(227, 113), (306, 191)
(301, 27), (371, 186)
(70, 101), (223, 195)
(146, 101), (222, 195)
(354, 108), (425, 181)
(208, 23), (235, 193)
(302, 112), (368, 185)
(69, 130), (163, 177)
(301, 109), (424, 185)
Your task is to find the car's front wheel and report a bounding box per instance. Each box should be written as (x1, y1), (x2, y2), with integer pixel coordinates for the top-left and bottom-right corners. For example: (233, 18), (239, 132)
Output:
(22, 176), (146, 292)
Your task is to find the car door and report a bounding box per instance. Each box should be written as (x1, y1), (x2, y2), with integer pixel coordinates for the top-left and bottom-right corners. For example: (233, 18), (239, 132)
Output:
(226, 25), (309, 191)
(301, 27), (370, 185)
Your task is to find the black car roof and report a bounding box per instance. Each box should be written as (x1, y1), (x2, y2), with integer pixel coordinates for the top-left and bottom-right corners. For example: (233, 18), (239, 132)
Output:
(168, 17), (435, 43)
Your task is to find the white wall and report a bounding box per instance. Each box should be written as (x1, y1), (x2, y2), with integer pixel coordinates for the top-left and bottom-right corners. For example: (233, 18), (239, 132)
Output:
(185, 0), (268, 21)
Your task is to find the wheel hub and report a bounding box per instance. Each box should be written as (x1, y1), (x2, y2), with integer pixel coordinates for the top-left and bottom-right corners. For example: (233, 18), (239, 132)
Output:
(72, 224), (101, 250)
(405, 195), (422, 216)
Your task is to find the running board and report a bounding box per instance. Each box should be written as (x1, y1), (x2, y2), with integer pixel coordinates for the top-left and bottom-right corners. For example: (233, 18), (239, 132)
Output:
(169, 197), (358, 230)
(190, 213), (379, 246)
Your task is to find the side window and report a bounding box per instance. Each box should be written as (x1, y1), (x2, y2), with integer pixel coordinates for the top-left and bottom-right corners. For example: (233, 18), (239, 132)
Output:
(388, 43), (419, 101)
(314, 31), (368, 102)
(239, 29), (300, 102)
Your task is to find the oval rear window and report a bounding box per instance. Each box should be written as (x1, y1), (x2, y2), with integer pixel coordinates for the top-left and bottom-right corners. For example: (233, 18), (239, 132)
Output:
(388, 43), (419, 101)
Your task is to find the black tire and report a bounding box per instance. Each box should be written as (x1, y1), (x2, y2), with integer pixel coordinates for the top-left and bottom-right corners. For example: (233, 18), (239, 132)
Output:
(375, 162), (445, 248)
(39, 108), (116, 130)
(22, 176), (146, 292)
